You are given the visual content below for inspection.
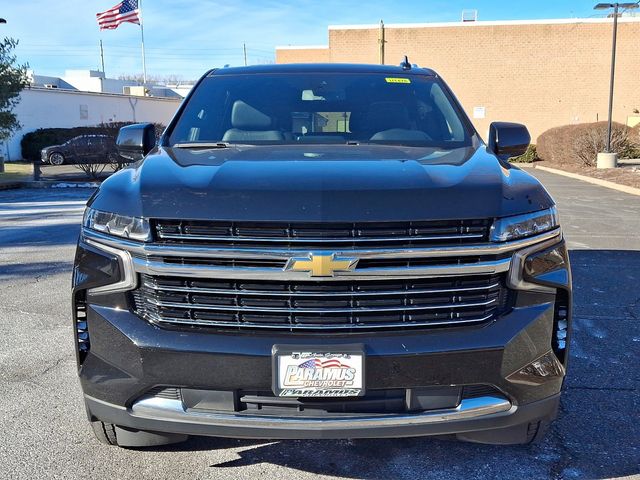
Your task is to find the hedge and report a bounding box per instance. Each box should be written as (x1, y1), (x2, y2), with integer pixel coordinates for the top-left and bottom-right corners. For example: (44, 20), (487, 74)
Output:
(20, 122), (165, 161)
(509, 144), (538, 163)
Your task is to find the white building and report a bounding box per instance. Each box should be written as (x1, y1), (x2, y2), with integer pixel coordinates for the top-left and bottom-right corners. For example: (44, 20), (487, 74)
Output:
(3, 87), (181, 161)
(61, 69), (141, 95)
(29, 69), (190, 99)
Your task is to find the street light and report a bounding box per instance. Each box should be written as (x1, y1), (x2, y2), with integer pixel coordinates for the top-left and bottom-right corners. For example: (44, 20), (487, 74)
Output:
(593, 2), (639, 165)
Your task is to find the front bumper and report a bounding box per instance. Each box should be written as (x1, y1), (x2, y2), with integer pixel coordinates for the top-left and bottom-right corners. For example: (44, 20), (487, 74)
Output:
(85, 390), (559, 440)
(78, 294), (565, 439)
(73, 229), (571, 440)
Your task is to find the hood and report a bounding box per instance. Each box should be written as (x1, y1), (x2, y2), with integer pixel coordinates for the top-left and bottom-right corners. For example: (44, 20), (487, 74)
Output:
(90, 144), (554, 222)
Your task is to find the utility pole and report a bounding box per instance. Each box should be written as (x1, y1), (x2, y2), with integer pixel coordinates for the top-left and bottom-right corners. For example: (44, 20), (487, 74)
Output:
(99, 40), (105, 75)
(243, 43), (247, 66)
(378, 20), (385, 65)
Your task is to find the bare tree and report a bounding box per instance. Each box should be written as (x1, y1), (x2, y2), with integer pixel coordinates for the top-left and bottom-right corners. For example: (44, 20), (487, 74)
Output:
(572, 124), (635, 167)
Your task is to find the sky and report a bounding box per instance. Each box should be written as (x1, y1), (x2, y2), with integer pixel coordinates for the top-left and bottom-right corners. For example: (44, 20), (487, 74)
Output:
(0, 0), (629, 81)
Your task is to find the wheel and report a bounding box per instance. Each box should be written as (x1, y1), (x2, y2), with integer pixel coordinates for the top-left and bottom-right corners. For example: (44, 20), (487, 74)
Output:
(49, 152), (65, 165)
(525, 419), (551, 444)
(89, 420), (189, 448)
(90, 421), (118, 446)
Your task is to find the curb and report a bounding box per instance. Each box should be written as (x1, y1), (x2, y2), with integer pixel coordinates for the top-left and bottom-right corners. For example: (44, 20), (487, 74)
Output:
(0, 183), (23, 191)
(514, 163), (640, 197)
(0, 181), (100, 190)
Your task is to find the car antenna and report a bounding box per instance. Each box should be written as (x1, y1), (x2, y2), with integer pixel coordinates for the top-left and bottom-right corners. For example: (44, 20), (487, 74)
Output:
(400, 55), (411, 70)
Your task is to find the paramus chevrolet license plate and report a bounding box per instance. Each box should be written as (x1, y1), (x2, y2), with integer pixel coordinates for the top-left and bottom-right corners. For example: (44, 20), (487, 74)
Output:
(272, 344), (365, 397)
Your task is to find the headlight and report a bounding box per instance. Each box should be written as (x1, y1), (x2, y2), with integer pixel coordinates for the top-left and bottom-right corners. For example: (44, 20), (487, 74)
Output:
(83, 208), (151, 241)
(490, 207), (558, 242)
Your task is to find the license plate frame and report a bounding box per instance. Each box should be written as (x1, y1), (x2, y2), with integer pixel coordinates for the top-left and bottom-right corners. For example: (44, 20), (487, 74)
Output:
(272, 344), (365, 398)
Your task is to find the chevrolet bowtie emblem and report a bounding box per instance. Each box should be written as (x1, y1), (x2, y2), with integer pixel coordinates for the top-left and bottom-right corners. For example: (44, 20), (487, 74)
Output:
(285, 253), (358, 277)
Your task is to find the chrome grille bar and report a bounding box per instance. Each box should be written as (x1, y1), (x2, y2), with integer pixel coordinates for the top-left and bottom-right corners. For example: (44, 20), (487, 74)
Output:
(82, 228), (561, 261)
(145, 314), (495, 330)
(143, 297), (498, 314)
(141, 279), (501, 297)
(131, 256), (511, 281)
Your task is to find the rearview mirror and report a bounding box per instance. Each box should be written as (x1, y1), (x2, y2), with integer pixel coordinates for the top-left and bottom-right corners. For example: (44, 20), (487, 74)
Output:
(116, 123), (156, 162)
(487, 122), (530, 161)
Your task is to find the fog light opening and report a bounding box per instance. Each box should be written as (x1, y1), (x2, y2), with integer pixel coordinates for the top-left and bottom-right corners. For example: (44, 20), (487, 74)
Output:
(507, 351), (565, 386)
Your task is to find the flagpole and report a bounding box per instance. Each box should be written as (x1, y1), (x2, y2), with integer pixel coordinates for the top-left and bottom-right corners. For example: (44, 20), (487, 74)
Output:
(139, 0), (147, 86)
(99, 39), (105, 75)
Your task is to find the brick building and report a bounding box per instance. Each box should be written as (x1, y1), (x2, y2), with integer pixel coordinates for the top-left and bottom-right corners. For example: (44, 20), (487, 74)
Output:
(276, 18), (640, 141)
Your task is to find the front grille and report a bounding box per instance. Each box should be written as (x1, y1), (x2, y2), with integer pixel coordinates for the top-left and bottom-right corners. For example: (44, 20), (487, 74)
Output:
(133, 273), (508, 331)
(153, 219), (491, 249)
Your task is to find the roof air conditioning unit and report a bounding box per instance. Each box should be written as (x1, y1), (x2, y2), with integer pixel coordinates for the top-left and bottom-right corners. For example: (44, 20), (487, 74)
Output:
(462, 9), (478, 22)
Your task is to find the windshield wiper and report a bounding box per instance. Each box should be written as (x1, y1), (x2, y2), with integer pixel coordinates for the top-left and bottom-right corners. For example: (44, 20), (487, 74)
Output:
(172, 142), (232, 149)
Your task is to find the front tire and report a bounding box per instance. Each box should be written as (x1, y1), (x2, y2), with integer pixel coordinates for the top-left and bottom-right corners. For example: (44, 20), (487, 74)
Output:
(90, 421), (189, 448)
(49, 152), (65, 165)
(90, 421), (118, 446)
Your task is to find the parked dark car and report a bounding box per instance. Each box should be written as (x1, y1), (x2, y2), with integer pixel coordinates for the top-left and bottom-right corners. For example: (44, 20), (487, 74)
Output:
(41, 135), (117, 165)
(73, 63), (572, 448)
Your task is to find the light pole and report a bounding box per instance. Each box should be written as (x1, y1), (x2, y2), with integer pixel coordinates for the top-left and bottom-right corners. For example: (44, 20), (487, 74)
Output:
(593, 2), (638, 163)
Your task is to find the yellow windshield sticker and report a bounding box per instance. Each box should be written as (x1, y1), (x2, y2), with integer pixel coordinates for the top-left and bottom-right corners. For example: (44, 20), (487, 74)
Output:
(385, 77), (411, 84)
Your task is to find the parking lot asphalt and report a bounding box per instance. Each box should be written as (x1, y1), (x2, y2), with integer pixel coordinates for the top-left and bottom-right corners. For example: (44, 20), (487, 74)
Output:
(0, 169), (638, 480)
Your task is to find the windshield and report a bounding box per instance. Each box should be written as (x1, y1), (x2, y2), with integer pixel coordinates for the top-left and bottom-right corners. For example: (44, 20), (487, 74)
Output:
(168, 73), (474, 148)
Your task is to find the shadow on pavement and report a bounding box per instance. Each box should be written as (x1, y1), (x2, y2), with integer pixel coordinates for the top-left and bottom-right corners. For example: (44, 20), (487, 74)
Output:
(0, 261), (74, 279)
(136, 250), (639, 479)
(0, 222), (81, 248)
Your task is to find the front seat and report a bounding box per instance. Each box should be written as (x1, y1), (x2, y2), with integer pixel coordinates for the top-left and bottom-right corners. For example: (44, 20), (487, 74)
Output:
(222, 100), (285, 142)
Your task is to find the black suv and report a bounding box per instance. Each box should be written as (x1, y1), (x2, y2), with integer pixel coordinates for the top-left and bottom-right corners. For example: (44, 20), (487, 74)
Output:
(41, 135), (117, 165)
(73, 63), (571, 448)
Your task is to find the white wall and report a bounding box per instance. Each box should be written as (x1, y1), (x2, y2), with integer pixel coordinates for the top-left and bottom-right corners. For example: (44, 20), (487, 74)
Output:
(3, 87), (181, 161)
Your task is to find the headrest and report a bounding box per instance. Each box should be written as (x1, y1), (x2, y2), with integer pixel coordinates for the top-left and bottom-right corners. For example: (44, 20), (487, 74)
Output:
(231, 100), (274, 130)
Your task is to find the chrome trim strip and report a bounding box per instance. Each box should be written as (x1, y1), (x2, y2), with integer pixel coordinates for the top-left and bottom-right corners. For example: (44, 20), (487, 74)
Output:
(85, 239), (137, 294)
(82, 228), (561, 260)
(128, 395), (512, 429)
(146, 313), (495, 329)
(131, 256), (511, 281)
(143, 296), (498, 314)
(141, 280), (501, 297)
(156, 232), (486, 243)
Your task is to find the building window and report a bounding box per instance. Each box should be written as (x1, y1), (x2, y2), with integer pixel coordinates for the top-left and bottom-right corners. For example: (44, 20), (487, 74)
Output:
(80, 104), (88, 120)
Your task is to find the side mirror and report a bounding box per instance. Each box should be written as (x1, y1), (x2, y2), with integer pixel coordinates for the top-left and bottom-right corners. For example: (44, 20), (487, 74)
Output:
(116, 123), (156, 162)
(487, 122), (531, 161)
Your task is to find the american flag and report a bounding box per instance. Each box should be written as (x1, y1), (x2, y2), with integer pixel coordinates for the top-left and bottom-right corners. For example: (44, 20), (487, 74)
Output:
(298, 358), (348, 369)
(96, 0), (140, 30)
